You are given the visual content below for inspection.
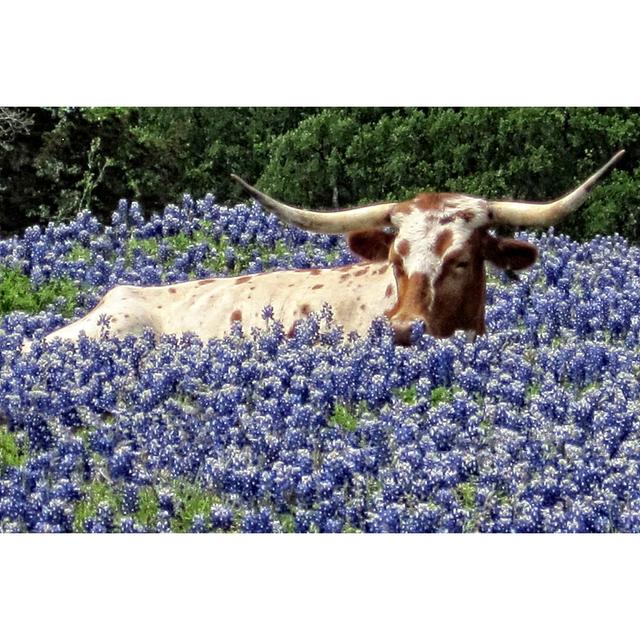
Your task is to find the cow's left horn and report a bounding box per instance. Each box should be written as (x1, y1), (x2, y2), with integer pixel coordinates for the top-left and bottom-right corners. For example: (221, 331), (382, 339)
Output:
(231, 174), (396, 233)
(488, 150), (625, 227)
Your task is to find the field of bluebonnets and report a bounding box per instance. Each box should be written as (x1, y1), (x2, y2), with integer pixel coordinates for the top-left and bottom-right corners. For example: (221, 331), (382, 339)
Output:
(1, 193), (639, 533)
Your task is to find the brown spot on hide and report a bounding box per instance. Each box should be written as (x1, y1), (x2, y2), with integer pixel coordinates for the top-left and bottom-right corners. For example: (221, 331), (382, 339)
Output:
(230, 310), (242, 322)
(236, 276), (252, 285)
(340, 273), (350, 282)
(434, 229), (453, 256)
(392, 199), (417, 215)
(300, 304), (311, 316)
(439, 214), (456, 225)
(397, 239), (410, 257)
(124, 314), (130, 318)
(360, 304), (366, 310)
(414, 193), (446, 211)
(385, 284), (394, 298)
(288, 283), (295, 287)
(354, 267), (369, 277)
(310, 269), (321, 275)
(457, 209), (475, 223)
(378, 264), (389, 274)
(169, 287), (177, 294)
(312, 284), (324, 290)
(157, 305), (163, 309)
(197, 278), (216, 286)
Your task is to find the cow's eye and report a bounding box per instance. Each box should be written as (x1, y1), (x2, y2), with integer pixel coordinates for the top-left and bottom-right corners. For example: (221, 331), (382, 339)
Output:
(456, 261), (470, 269)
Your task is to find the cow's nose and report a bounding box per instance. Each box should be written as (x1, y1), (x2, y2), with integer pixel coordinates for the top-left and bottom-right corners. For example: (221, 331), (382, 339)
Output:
(390, 318), (426, 346)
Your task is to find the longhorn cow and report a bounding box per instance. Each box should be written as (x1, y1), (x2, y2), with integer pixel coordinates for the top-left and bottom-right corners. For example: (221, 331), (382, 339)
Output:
(42, 151), (624, 346)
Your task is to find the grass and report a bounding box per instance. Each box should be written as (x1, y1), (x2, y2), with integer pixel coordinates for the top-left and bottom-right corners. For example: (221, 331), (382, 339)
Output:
(329, 401), (369, 432)
(73, 480), (121, 532)
(430, 386), (456, 406)
(170, 481), (218, 532)
(135, 486), (160, 530)
(0, 266), (81, 317)
(0, 425), (28, 472)
(393, 385), (417, 405)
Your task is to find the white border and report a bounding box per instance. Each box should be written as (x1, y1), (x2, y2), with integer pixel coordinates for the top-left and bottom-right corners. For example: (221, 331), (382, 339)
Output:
(2, 1), (638, 105)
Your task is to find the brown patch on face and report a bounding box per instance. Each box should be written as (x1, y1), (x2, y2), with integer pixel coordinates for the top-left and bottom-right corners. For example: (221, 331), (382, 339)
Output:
(385, 284), (394, 298)
(429, 228), (486, 338)
(414, 193), (446, 211)
(312, 284), (324, 290)
(434, 229), (453, 256)
(397, 239), (410, 257)
(168, 287), (177, 294)
(230, 310), (242, 322)
(300, 304), (311, 316)
(235, 276), (252, 285)
(386, 272), (429, 320)
(457, 209), (475, 223)
(392, 200), (415, 215)
(197, 278), (215, 286)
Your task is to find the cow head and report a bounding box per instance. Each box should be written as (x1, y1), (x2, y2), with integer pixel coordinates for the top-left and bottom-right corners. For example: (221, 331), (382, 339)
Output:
(232, 150), (624, 344)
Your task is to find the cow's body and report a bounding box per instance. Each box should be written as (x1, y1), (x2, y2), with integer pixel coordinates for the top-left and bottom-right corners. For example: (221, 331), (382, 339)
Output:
(39, 151), (624, 347)
(44, 262), (399, 344)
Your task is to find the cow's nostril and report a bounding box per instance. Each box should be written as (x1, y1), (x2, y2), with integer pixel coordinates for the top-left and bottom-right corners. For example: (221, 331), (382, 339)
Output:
(391, 318), (425, 346)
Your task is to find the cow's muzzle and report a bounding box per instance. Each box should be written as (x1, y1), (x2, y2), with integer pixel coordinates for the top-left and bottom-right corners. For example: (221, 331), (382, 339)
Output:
(390, 317), (426, 346)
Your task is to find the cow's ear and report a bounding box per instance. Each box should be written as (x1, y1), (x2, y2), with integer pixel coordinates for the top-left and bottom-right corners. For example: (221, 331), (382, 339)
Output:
(347, 230), (395, 261)
(483, 235), (538, 271)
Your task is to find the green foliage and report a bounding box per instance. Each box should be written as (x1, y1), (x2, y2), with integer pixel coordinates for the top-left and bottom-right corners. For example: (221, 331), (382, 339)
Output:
(260, 107), (640, 241)
(0, 425), (28, 471)
(2, 107), (639, 242)
(456, 481), (478, 510)
(258, 109), (362, 208)
(329, 402), (360, 432)
(135, 486), (160, 530)
(0, 266), (81, 317)
(278, 513), (296, 533)
(73, 481), (121, 532)
(67, 243), (92, 262)
(430, 386), (455, 406)
(170, 482), (218, 533)
(393, 385), (417, 405)
(329, 400), (370, 432)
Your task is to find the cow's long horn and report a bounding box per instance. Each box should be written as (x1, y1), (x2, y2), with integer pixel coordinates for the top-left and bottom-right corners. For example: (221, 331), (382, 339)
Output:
(231, 174), (396, 233)
(488, 150), (625, 227)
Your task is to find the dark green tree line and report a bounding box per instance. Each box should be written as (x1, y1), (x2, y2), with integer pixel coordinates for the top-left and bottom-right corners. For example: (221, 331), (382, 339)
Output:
(1, 107), (638, 241)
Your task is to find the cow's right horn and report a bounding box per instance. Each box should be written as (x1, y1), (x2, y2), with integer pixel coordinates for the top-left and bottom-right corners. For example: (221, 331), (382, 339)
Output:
(488, 150), (625, 227)
(231, 174), (396, 233)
